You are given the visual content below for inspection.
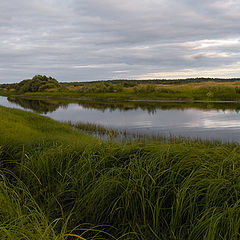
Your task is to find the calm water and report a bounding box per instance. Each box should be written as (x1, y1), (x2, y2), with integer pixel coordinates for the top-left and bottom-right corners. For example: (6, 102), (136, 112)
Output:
(1, 96), (240, 142)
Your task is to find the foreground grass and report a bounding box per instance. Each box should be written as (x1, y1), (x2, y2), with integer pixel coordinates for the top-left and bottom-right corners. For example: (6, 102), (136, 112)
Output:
(1, 106), (240, 239)
(2, 81), (240, 101)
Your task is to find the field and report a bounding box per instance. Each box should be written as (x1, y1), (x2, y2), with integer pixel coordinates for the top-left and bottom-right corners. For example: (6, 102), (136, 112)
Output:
(2, 80), (240, 101)
(1, 106), (240, 239)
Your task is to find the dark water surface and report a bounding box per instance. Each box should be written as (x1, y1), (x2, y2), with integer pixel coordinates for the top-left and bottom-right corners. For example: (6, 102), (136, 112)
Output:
(1, 95), (240, 143)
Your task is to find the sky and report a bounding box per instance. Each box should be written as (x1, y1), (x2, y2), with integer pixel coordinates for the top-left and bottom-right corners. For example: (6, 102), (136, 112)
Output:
(1, 0), (240, 83)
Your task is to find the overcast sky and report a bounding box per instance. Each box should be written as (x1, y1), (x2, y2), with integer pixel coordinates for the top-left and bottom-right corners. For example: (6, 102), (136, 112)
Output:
(1, 0), (240, 83)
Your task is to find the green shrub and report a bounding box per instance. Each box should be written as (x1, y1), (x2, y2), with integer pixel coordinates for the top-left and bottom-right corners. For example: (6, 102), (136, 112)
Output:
(15, 75), (60, 93)
(134, 84), (156, 94)
(80, 82), (123, 93)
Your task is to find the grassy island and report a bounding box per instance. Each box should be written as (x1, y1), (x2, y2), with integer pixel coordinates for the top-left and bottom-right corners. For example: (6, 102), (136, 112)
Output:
(2, 77), (240, 102)
(1, 106), (240, 239)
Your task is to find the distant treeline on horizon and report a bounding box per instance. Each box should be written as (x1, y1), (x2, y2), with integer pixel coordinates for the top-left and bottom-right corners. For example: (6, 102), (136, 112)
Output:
(62, 77), (240, 86)
(1, 77), (240, 88)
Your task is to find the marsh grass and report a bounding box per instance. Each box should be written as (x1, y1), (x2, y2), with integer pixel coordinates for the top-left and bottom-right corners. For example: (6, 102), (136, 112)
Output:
(68, 121), (231, 146)
(69, 121), (189, 144)
(1, 106), (240, 239)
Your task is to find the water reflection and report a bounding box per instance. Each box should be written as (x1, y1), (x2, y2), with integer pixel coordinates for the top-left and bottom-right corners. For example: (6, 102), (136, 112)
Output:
(1, 96), (240, 142)
(7, 96), (68, 114)
(4, 96), (240, 114)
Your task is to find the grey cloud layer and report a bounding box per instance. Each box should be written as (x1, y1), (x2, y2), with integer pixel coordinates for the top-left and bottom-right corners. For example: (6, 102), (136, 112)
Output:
(0, 0), (240, 83)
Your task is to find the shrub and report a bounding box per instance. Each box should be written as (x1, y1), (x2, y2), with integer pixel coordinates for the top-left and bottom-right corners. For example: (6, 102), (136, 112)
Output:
(80, 82), (123, 93)
(134, 84), (156, 94)
(15, 75), (60, 93)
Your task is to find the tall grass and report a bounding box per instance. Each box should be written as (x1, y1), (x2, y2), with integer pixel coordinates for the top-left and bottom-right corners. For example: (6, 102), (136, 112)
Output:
(1, 106), (240, 239)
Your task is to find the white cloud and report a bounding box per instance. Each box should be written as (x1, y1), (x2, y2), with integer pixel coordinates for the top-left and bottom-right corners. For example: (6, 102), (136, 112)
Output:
(180, 38), (240, 50)
(135, 61), (240, 79)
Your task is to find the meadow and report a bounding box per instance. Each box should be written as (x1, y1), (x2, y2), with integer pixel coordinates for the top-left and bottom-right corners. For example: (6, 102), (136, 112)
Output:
(3, 80), (240, 102)
(1, 106), (240, 239)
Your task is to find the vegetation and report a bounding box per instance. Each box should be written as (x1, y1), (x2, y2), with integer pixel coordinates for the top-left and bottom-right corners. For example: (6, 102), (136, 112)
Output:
(2, 106), (240, 239)
(69, 121), (187, 143)
(62, 78), (240, 86)
(80, 82), (123, 93)
(2, 77), (240, 101)
(12, 75), (61, 94)
(2, 79), (240, 102)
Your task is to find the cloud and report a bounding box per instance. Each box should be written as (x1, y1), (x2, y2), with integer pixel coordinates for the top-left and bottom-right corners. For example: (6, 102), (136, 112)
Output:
(0, 0), (240, 83)
(135, 61), (240, 79)
(187, 52), (233, 60)
(180, 38), (240, 50)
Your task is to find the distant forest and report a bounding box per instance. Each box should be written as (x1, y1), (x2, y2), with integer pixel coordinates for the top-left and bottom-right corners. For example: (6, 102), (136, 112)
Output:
(60, 77), (240, 86)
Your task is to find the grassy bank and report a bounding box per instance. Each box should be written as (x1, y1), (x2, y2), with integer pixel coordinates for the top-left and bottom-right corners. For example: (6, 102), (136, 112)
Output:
(1, 106), (240, 239)
(2, 81), (240, 101)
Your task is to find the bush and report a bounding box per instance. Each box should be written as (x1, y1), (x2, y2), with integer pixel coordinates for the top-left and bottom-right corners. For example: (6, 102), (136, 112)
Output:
(80, 82), (123, 93)
(15, 75), (60, 93)
(134, 84), (156, 94)
(123, 81), (137, 87)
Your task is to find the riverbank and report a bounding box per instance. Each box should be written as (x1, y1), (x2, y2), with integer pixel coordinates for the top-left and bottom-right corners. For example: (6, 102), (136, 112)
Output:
(2, 80), (240, 102)
(1, 106), (240, 239)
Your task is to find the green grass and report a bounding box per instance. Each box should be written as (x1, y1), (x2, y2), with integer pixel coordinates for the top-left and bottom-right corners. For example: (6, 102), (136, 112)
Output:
(2, 81), (240, 101)
(2, 106), (240, 239)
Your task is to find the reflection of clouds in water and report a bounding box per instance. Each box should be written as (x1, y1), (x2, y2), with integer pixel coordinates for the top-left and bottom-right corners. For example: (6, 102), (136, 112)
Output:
(130, 121), (153, 128)
(203, 120), (240, 129)
(182, 109), (240, 129)
(46, 105), (240, 131)
(60, 104), (84, 111)
(198, 110), (240, 129)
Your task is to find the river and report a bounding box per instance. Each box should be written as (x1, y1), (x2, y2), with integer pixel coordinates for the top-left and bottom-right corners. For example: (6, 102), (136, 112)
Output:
(1, 95), (240, 142)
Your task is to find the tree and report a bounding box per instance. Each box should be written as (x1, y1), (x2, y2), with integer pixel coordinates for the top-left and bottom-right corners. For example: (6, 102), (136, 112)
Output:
(15, 75), (60, 93)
